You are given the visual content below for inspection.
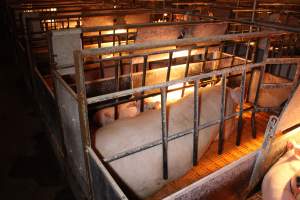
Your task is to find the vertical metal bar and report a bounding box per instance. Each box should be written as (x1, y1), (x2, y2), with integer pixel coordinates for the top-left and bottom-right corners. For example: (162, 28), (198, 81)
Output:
(181, 48), (191, 97)
(97, 32), (104, 78)
(286, 63), (292, 79)
(166, 52), (173, 82)
(236, 68), (246, 146)
(73, 50), (93, 199)
(202, 46), (208, 72)
(213, 43), (224, 84)
(215, 43), (224, 71)
(114, 59), (121, 120)
(235, 0), (240, 19)
(113, 28), (116, 46)
(250, 0), (257, 25)
(293, 62), (300, 85)
(140, 55), (148, 112)
(117, 35), (121, 46)
(119, 53), (124, 75)
(74, 51), (91, 146)
(160, 87), (168, 179)
(236, 40), (251, 144)
(218, 74), (227, 154)
(193, 80), (200, 165)
(130, 63), (134, 89)
(230, 43), (237, 67)
(126, 28), (129, 45)
(277, 37), (284, 76)
(251, 40), (258, 63)
(99, 58), (104, 78)
(251, 39), (270, 138)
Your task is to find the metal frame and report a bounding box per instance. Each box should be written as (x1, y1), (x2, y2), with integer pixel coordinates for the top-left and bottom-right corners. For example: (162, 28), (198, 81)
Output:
(8, 1), (300, 198)
(50, 30), (299, 199)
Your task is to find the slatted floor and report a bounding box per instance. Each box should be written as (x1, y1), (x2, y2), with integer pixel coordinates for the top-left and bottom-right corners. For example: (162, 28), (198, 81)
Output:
(148, 111), (270, 200)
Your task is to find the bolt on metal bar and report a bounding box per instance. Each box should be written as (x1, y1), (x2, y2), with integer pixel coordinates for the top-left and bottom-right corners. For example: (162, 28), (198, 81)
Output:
(218, 74), (227, 154)
(193, 80), (200, 165)
(160, 87), (168, 180)
(181, 48), (192, 97)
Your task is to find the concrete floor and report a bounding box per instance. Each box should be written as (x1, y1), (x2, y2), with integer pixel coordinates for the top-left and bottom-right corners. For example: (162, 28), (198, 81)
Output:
(0, 11), (75, 200)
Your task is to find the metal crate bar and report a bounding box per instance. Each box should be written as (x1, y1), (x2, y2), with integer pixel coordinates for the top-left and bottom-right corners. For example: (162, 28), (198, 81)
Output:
(160, 87), (168, 179)
(237, 67), (247, 146)
(181, 48), (192, 97)
(218, 73), (227, 154)
(193, 80), (200, 165)
(140, 55), (148, 112)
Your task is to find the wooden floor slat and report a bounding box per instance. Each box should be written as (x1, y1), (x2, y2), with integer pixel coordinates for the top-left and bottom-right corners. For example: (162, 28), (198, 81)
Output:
(148, 111), (269, 200)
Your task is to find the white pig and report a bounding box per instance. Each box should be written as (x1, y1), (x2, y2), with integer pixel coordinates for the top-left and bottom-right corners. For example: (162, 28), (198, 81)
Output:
(262, 141), (300, 200)
(95, 84), (239, 198)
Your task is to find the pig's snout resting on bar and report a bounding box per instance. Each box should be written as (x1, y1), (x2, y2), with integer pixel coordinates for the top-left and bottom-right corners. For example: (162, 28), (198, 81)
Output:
(94, 84), (239, 198)
(262, 141), (300, 200)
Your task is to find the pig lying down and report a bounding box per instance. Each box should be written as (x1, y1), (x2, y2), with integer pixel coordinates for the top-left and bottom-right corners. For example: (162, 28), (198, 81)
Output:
(94, 83), (239, 198)
(262, 141), (300, 200)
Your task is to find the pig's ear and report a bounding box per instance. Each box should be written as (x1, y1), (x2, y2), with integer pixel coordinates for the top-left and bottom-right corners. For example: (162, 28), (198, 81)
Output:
(228, 87), (241, 104)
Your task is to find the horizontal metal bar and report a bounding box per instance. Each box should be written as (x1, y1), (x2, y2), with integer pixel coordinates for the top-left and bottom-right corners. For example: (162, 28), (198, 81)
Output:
(232, 9), (271, 13)
(265, 57), (300, 64)
(261, 82), (294, 89)
(198, 15), (300, 33)
(94, 44), (222, 63)
(24, 8), (198, 23)
(255, 106), (282, 114)
(81, 31), (285, 56)
(87, 62), (264, 104)
(82, 20), (223, 33)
